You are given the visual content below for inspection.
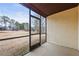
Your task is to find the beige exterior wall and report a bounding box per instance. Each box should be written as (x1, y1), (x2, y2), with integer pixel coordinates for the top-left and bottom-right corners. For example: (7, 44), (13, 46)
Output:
(47, 7), (78, 49)
(78, 5), (79, 50)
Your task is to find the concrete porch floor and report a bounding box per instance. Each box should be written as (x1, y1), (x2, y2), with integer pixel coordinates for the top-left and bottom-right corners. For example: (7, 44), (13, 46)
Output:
(25, 42), (79, 56)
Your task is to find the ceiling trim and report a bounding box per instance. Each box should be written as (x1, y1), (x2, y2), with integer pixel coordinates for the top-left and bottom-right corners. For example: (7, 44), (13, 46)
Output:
(21, 3), (78, 17)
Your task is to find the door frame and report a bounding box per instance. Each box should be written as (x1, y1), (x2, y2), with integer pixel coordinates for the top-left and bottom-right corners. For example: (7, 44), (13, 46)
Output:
(29, 9), (47, 51)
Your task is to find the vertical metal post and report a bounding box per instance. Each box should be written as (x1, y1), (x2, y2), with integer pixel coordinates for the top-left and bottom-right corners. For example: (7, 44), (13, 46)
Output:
(45, 17), (47, 42)
(39, 15), (41, 45)
(29, 9), (31, 51)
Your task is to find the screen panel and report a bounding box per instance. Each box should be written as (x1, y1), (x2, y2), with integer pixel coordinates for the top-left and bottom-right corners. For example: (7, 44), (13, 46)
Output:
(31, 17), (40, 47)
(41, 16), (46, 44)
(0, 3), (29, 55)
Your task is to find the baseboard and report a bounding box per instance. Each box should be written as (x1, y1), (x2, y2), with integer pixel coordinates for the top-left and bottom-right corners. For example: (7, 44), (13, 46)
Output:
(47, 41), (78, 51)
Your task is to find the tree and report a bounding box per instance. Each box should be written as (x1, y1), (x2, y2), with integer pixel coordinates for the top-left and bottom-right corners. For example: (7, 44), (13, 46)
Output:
(10, 19), (16, 30)
(19, 23), (24, 30)
(33, 19), (39, 33)
(0, 16), (3, 26)
(0, 16), (3, 30)
(1, 16), (10, 30)
(23, 23), (29, 31)
(15, 21), (20, 30)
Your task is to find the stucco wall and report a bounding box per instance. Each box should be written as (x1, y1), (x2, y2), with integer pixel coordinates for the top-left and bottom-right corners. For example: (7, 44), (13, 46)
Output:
(78, 5), (79, 50)
(47, 7), (78, 49)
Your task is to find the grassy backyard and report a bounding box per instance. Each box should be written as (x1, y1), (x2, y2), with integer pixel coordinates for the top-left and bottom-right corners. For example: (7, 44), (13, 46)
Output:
(0, 31), (45, 56)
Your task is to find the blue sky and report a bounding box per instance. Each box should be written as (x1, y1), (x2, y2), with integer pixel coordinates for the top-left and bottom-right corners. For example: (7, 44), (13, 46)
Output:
(0, 3), (29, 23)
